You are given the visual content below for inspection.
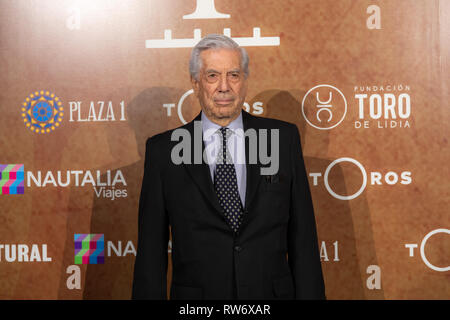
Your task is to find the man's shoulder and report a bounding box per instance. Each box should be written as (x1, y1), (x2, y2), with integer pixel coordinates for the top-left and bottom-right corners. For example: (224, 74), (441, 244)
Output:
(145, 121), (191, 149)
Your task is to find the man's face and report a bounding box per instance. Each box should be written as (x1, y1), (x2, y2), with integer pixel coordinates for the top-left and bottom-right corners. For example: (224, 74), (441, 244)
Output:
(191, 48), (248, 125)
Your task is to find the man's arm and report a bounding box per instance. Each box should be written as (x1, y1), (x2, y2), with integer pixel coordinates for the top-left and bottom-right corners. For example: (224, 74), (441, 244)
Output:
(287, 124), (326, 299)
(132, 137), (169, 299)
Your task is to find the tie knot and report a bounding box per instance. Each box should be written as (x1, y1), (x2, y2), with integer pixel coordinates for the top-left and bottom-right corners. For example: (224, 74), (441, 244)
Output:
(219, 127), (231, 139)
(217, 127), (231, 163)
(220, 127), (227, 135)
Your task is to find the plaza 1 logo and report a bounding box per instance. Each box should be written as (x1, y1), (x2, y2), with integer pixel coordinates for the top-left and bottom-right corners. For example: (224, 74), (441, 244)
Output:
(68, 100), (126, 122)
(308, 157), (412, 200)
(20, 90), (127, 134)
(301, 84), (412, 130)
(21, 91), (63, 134)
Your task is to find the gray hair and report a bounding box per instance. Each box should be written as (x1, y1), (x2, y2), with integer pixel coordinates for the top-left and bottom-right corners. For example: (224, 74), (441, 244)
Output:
(189, 34), (249, 81)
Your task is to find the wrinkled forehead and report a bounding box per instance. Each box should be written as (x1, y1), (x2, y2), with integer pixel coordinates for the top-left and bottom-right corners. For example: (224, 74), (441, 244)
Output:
(199, 48), (243, 72)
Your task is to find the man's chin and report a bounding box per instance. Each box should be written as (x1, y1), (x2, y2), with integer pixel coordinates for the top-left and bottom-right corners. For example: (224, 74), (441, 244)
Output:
(214, 103), (234, 110)
(215, 109), (240, 119)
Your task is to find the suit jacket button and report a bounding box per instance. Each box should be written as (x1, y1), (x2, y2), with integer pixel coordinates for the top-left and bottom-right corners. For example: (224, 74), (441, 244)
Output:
(234, 245), (242, 252)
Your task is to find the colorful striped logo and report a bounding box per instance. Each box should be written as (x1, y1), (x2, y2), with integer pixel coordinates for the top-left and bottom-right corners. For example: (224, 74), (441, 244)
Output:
(0, 164), (24, 195)
(74, 234), (104, 264)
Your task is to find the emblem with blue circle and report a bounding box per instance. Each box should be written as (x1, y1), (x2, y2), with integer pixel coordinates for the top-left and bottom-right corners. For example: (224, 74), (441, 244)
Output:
(21, 91), (63, 133)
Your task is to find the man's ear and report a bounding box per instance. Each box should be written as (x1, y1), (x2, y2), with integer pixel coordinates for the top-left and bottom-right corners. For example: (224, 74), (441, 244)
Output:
(191, 76), (199, 96)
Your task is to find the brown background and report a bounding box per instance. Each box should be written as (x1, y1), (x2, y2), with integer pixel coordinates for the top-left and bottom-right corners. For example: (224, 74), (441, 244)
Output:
(0, 0), (448, 299)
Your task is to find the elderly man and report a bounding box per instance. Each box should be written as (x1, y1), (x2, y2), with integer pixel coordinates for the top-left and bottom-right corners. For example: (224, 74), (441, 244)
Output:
(132, 34), (325, 300)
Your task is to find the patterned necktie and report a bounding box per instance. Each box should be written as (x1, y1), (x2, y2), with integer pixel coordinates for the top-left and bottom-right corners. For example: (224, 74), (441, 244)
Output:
(214, 127), (243, 233)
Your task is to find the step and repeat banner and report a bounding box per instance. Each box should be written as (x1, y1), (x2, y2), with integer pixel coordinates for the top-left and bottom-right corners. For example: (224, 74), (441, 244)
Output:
(0, 0), (448, 300)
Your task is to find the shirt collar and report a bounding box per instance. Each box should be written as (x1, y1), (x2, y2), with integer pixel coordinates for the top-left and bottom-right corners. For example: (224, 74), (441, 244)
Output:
(201, 111), (244, 140)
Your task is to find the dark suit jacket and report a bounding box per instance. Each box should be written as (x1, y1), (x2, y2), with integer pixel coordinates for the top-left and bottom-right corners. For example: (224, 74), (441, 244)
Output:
(132, 111), (325, 300)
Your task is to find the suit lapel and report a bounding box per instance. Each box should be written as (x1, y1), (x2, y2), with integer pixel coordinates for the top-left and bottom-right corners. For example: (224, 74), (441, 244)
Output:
(242, 111), (262, 212)
(182, 113), (223, 214)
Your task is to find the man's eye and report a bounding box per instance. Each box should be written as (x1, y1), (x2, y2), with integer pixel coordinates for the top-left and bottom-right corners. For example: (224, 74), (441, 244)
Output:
(207, 74), (218, 78)
(229, 73), (240, 79)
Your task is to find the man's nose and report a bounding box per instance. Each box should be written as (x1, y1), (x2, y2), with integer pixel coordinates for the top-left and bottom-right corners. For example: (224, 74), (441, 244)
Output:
(217, 74), (230, 92)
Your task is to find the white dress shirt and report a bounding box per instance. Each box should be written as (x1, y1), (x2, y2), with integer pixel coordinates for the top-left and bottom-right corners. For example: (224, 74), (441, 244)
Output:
(201, 111), (247, 207)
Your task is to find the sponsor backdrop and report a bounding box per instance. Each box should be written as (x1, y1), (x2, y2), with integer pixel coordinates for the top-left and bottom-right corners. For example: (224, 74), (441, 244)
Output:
(0, 0), (448, 300)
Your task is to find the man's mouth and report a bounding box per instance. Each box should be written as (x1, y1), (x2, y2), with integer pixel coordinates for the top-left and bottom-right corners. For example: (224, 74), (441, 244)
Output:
(214, 99), (234, 105)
